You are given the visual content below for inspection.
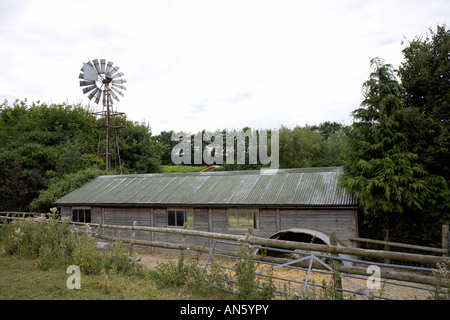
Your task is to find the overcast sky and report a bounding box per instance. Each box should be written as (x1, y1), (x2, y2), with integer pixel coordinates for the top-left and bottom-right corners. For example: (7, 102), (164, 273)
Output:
(1, 0), (448, 134)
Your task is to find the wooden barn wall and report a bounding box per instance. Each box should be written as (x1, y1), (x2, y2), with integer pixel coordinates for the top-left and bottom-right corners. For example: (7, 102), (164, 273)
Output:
(103, 207), (151, 241)
(258, 209), (278, 237)
(92, 207), (102, 224)
(60, 206), (102, 225)
(61, 206), (71, 219)
(279, 209), (357, 247)
(62, 205), (357, 249)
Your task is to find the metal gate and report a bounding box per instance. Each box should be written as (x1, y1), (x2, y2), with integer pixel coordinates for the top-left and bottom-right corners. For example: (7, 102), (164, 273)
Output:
(203, 239), (449, 300)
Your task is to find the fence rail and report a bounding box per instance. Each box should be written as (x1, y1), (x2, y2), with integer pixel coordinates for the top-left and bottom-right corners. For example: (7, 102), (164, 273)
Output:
(1, 213), (449, 290)
(95, 222), (450, 265)
(349, 237), (448, 255)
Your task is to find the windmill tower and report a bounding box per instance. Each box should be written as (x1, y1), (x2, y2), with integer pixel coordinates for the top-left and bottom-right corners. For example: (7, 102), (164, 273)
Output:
(79, 59), (127, 172)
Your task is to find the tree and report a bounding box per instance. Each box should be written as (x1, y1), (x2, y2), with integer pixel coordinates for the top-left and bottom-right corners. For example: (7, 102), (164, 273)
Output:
(0, 100), (162, 211)
(279, 124), (345, 168)
(397, 24), (450, 180)
(311, 121), (343, 140)
(340, 58), (439, 243)
(156, 130), (179, 166)
(0, 150), (41, 211)
(394, 24), (450, 244)
(28, 167), (108, 213)
(311, 122), (347, 167)
(0, 100), (96, 211)
(116, 117), (163, 174)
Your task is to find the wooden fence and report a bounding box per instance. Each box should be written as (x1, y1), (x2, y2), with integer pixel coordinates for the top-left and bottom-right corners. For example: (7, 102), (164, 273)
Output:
(1, 212), (449, 287)
(93, 223), (450, 264)
(95, 222), (449, 287)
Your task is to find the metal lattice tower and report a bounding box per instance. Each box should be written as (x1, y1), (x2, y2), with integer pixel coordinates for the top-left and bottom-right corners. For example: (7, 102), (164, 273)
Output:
(79, 59), (127, 172)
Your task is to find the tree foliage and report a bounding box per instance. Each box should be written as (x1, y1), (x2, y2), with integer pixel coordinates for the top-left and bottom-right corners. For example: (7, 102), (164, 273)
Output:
(155, 124), (346, 170)
(341, 25), (450, 245)
(28, 167), (108, 213)
(341, 58), (430, 230)
(279, 123), (346, 168)
(397, 24), (450, 180)
(0, 99), (162, 212)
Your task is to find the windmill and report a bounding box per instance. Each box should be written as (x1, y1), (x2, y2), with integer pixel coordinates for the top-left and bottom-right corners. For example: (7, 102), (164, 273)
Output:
(79, 59), (127, 172)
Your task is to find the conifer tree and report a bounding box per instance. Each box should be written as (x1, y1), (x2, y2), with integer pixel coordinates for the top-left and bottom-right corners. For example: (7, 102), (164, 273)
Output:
(340, 58), (432, 239)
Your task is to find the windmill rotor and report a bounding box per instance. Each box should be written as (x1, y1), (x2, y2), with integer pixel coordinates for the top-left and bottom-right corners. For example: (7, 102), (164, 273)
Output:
(79, 59), (127, 105)
(79, 59), (126, 173)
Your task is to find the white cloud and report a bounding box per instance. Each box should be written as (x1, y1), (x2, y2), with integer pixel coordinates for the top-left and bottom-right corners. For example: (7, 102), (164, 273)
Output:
(1, 0), (448, 134)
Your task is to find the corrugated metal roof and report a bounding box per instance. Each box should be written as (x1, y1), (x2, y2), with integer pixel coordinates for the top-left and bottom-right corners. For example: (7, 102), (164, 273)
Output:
(56, 167), (356, 207)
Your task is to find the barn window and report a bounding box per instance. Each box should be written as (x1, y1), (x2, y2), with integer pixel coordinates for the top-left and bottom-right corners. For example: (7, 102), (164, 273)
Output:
(71, 208), (91, 223)
(168, 209), (194, 228)
(228, 209), (259, 230)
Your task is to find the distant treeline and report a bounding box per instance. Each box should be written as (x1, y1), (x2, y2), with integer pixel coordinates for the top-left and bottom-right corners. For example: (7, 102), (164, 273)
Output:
(156, 122), (347, 171)
(0, 99), (345, 212)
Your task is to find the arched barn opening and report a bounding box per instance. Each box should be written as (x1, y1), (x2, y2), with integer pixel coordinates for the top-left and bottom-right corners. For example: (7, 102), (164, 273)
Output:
(270, 229), (328, 245)
(262, 228), (354, 266)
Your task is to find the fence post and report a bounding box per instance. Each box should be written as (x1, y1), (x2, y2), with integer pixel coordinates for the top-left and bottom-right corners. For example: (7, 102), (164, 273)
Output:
(383, 229), (390, 264)
(443, 224), (449, 258)
(329, 231), (343, 299)
(131, 221), (137, 247)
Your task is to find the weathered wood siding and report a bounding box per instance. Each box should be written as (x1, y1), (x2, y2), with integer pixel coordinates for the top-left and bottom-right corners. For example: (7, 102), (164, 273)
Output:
(278, 209), (357, 247)
(61, 205), (357, 249)
(194, 209), (209, 231)
(103, 207), (151, 241)
(258, 209), (278, 236)
(61, 206), (71, 219)
(61, 206), (102, 226)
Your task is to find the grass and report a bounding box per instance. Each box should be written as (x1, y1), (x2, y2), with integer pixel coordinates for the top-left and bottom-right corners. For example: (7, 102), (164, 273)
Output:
(161, 165), (209, 173)
(0, 255), (149, 300)
(0, 215), (233, 300)
(0, 254), (231, 300)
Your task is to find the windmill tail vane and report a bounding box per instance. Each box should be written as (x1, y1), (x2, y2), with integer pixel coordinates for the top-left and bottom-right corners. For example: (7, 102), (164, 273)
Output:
(79, 59), (126, 173)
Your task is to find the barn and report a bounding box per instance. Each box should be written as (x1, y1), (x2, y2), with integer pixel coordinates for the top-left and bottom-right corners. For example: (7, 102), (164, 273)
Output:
(55, 166), (358, 249)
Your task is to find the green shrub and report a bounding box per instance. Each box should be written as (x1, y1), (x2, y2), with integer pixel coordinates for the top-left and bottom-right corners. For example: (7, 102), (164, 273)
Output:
(150, 250), (204, 288)
(0, 214), (141, 276)
(0, 214), (69, 257)
(234, 243), (275, 300)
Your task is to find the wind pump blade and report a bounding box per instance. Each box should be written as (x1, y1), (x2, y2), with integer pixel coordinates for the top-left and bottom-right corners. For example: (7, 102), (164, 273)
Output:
(82, 84), (97, 94)
(109, 89), (119, 102)
(92, 59), (101, 73)
(100, 59), (106, 73)
(112, 72), (124, 79)
(94, 88), (102, 104)
(80, 80), (95, 87)
(105, 61), (114, 75)
(112, 84), (127, 91)
(83, 63), (98, 81)
(111, 86), (125, 97)
(112, 79), (127, 84)
(109, 65), (120, 77)
(87, 87), (99, 100)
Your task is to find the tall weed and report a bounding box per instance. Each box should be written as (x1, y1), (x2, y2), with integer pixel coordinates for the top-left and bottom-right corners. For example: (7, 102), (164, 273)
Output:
(0, 214), (141, 276)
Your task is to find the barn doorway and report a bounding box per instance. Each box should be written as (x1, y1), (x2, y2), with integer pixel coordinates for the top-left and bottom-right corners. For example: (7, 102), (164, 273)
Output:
(270, 229), (328, 245)
(269, 228), (332, 246)
(264, 228), (353, 266)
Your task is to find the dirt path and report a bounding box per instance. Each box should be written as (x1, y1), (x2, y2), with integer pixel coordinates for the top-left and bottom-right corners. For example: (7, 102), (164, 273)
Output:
(134, 249), (437, 300)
